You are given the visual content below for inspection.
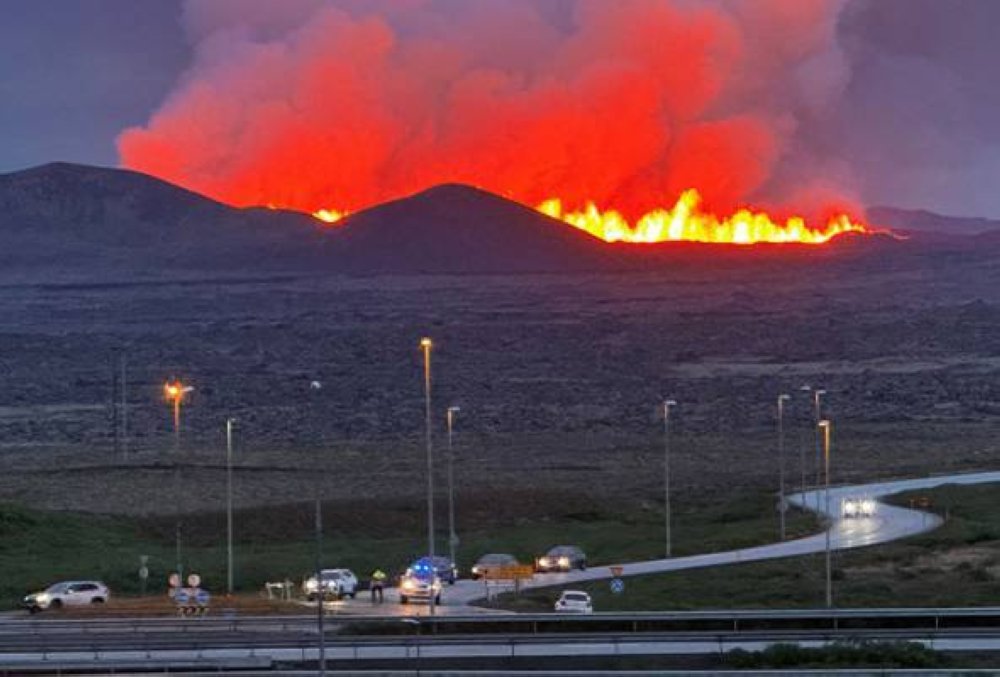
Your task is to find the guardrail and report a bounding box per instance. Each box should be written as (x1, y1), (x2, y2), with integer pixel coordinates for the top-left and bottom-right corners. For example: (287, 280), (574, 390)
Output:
(5, 607), (1000, 637)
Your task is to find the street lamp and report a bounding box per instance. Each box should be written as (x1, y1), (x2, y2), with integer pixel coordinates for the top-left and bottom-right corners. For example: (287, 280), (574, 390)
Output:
(225, 418), (235, 596)
(163, 379), (193, 584)
(662, 399), (677, 559)
(818, 419), (833, 608)
(446, 406), (461, 569)
(777, 394), (790, 540)
(813, 388), (827, 508)
(307, 380), (326, 677)
(420, 337), (437, 616)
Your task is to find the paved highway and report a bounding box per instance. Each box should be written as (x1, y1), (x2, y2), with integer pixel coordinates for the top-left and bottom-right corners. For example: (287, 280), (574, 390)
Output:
(334, 470), (1000, 613)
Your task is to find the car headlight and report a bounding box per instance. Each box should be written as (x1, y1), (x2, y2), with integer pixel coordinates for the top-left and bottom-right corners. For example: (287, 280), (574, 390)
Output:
(305, 579), (318, 591)
(36, 593), (50, 604)
(558, 557), (570, 567)
(539, 557), (551, 567)
(471, 566), (480, 574)
(402, 579), (415, 590)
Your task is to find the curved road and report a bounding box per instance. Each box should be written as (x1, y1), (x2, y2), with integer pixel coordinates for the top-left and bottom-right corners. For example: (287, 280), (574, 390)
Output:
(331, 470), (1000, 614)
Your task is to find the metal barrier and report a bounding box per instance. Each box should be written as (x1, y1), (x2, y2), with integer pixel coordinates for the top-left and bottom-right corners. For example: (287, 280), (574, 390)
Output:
(5, 606), (1000, 639)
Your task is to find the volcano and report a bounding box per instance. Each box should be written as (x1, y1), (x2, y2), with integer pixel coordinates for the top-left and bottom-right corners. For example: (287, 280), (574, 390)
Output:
(0, 162), (327, 280)
(0, 161), (982, 282)
(327, 183), (619, 274)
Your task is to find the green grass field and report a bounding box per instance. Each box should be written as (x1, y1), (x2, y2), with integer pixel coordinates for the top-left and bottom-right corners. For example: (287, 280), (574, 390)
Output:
(494, 482), (1000, 612)
(0, 488), (815, 609)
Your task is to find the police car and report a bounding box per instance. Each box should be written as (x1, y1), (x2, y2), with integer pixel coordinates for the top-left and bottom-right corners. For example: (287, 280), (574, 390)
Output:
(398, 570), (442, 605)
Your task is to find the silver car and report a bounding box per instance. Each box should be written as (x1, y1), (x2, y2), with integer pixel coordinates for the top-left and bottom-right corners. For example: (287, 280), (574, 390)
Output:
(302, 569), (359, 601)
(23, 581), (110, 613)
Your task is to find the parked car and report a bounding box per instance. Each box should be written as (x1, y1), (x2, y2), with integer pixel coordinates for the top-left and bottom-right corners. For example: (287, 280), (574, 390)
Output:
(535, 545), (587, 572)
(23, 581), (110, 613)
(302, 569), (358, 601)
(398, 571), (442, 605)
(841, 497), (876, 518)
(554, 590), (593, 614)
(407, 556), (458, 585)
(470, 553), (519, 580)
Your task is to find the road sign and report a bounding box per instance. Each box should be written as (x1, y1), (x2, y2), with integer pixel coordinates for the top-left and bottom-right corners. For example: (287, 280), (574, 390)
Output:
(168, 573), (181, 588)
(138, 567), (149, 580)
(485, 565), (534, 581)
(187, 573), (201, 588)
(195, 589), (210, 606)
(610, 566), (623, 577)
(610, 578), (625, 595)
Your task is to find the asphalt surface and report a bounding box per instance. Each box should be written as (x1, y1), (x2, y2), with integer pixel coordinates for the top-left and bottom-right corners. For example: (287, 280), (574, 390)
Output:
(330, 470), (1000, 613)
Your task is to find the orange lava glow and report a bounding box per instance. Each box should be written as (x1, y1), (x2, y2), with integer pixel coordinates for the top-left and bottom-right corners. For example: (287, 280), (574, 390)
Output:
(537, 189), (867, 245)
(304, 188), (870, 245)
(312, 208), (346, 224)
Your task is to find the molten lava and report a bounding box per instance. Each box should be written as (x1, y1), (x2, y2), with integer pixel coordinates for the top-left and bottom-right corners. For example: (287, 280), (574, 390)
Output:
(312, 208), (346, 224)
(305, 188), (869, 245)
(537, 190), (867, 245)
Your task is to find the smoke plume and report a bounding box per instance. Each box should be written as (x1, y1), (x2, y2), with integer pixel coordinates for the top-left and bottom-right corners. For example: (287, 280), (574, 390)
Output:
(118, 0), (855, 220)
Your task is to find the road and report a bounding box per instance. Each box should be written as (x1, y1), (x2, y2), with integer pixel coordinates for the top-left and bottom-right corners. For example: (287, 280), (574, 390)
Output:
(2, 471), (999, 672)
(332, 470), (1000, 613)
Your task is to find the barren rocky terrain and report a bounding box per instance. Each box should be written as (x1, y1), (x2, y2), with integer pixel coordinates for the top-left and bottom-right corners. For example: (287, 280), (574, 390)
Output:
(2, 252), (999, 521)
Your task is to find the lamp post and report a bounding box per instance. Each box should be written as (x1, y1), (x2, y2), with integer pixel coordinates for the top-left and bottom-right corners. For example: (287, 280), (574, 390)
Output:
(420, 338), (436, 616)
(225, 418), (235, 596)
(813, 388), (826, 509)
(446, 406), (461, 569)
(662, 399), (677, 559)
(777, 394), (790, 540)
(164, 380), (193, 584)
(819, 419), (833, 608)
(308, 379), (325, 677)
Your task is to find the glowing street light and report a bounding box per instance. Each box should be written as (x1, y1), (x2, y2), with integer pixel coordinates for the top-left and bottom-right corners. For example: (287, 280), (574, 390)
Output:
(446, 406), (461, 570)
(777, 394), (791, 540)
(818, 419), (833, 608)
(662, 399), (677, 559)
(163, 378), (193, 588)
(420, 337), (437, 616)
(163, 380), (194, 453)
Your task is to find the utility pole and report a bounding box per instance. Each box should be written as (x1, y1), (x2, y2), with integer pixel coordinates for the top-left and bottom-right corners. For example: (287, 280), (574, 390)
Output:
(446, 406), (461, 568)
(226, 418), (235, 596)
(663, 399), (677, 559)
(777, 394), (790, 540)
(819, 419), (833, 608)
(120, 353), (128, 457)
(315, 495), (325, 676)
(420, 338), (436, 616)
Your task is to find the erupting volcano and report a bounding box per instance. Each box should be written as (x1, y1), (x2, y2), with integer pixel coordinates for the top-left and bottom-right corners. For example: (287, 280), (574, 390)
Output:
(118, 1), (879, 249)
(305, 189), (868, 245)
(536, 190), (867, 244)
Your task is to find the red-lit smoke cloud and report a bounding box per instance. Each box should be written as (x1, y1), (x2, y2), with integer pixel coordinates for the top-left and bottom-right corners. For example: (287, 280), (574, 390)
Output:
(118, 0), (855, 220)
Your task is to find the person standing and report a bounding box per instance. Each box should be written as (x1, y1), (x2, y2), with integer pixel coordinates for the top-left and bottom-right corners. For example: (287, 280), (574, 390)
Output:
(370, 568), (387, 603)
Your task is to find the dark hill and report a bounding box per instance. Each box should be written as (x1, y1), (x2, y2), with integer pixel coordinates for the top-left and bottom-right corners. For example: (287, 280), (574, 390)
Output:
(868, 206), (1000, 236)
(328, 183), (618, 273)
(0, 162), (327, 279)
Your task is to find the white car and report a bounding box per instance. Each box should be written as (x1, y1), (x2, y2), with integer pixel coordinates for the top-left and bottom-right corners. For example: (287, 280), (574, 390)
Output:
(303, 569), (358, 600)
(23, 581), (110, 613)
(398, 573), (442, 605)
(841, 497), (877, 518)
(554, 590), (593, 614)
